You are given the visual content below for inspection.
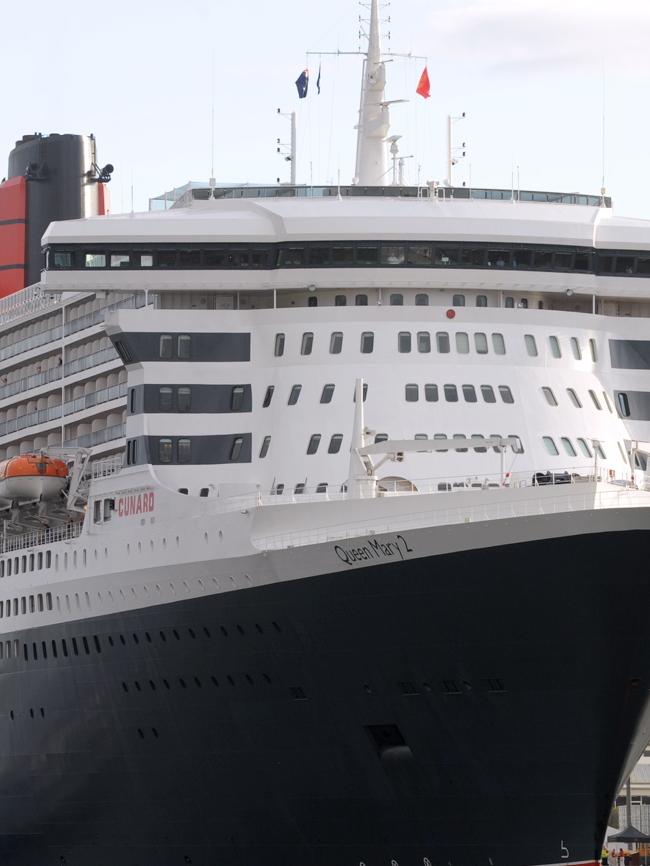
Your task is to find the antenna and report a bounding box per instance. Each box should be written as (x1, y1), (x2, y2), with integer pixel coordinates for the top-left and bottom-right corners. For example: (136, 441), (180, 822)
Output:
(600, 59), (607, 202)
(276, 109), (297, 185)
(210, 49), (216, 192)
(446, 113), (466, 186)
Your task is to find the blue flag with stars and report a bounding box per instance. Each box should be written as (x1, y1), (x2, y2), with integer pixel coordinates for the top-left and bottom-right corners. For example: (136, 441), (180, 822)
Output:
(295, 69), (309, 98)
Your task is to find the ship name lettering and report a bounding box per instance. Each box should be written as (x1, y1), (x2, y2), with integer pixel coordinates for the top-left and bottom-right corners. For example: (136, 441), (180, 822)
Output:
(334, 534), (413, 566)
(117, 491), (155, 518)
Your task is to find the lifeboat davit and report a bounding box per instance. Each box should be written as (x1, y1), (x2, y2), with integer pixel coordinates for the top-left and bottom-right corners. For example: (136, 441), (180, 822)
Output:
(0, 454), (68, 501)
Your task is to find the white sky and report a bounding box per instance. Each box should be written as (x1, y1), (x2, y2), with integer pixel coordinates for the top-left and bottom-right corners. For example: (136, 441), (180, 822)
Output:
(4, 0), (650, 218)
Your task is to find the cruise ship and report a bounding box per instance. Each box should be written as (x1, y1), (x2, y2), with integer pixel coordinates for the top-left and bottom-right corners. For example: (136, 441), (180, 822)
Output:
(1, 3), (650, 865)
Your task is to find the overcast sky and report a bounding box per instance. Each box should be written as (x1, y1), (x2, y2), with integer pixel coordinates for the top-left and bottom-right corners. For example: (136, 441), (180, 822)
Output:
(3, 0), (650, 217)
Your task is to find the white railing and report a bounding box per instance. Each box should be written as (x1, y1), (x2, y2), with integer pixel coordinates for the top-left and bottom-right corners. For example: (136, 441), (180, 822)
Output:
(252, 485), (645, 551)
(0, 520), (82, 554)
(91, 455), (124, 479)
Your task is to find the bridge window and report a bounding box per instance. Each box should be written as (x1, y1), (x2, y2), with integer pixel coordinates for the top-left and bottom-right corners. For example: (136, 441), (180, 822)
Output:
(570, 337), (582, 360)
(444, 384), (458, 402)
(499, 386), (514, 404)
(525, 334), (538, 356)
(85, 253), (106, 268)
(480, 385), (496, 403)
(542, 387), (558, 407)
(329, 332), (343, 354)
(474, 332), (488, 354)
(561, 437), (577, 457)
(301, 332), (314, 355)
(566, 388), (582, 408)
(320, 384), (335, 404)
(407, 244), (433, 266)
(398, 332), (411, 353)
(549, 336), (561, 358)
(111, 254), (130, 268)
(178, 439), (192, 464)
(543, 436), (559, 456)
(381, 245), (405, 265)
(159, 439), (173, 463)
(306, 434), (321, 455)
(328, 434), (343, 454)
(360, 332), (374, 353)
(462, 385), (477, 403)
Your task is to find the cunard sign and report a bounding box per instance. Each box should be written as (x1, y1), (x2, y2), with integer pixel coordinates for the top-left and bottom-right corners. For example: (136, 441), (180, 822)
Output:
(334, 534), (413, 566)
(116, 490), (155, 517)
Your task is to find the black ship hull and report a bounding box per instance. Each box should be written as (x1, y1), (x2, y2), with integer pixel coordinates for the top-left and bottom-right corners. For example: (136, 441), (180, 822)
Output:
(0, 528), (648, 866)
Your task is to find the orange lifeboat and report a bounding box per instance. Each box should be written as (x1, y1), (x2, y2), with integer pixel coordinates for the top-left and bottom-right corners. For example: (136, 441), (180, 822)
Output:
(0, 454), (68, 501)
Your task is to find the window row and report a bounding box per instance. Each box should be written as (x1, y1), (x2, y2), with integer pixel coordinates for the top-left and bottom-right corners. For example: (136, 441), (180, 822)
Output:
(0, 591), (53, 617)
(541, 436), (606, 459)
(0, 550), (52, 578)
(371, 432), (525, 454)
(264, 383), (368, 407)
(541, 386), (613, 412)
(525, 333), (598, 362)
(274, 330), (507, 357)
(48, 242), (650, 277)
(259, 433), (344, 459)
(404, 383), (514, 404)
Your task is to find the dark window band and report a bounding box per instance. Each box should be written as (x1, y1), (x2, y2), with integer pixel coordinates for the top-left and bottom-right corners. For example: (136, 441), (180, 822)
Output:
(128, 384), (252, 415)
(111, 332), (250, 364)
(125, 434), (252, 466)
(609, 340), (650, 369)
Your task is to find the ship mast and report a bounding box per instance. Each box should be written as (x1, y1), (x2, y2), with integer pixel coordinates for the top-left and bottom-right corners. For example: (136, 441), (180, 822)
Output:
(354, 0), (390, 185)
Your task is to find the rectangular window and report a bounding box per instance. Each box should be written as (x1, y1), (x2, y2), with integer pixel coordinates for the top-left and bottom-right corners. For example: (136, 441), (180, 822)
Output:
(84, 253), (106, 268)
(498, 385), (514, 404)
(274, 333), (285, 357)
(492, 333), (506, 354)
(390, 293), (404, 306)
(525, 334), (538, 357)
(398, 332), (411, 353)
(452, 294), (465, 307)
(230, 437), (244, 461)
(417, 332), (431, 353)
(328, 434), (343, 454)
(301, 332), (314, 355)
(330, 332), (343, 354)
(570, 337), (582, 360)
(356, 246), (379, 265)
(589, 338), (598, 362)
(405, 384), (419, 402)
(308, 247), (330, 266)
(542, 387), (558, 407)
(476, 295), (488, 308)
(335, 294), (346, 306)
(433, 433), (448, 452)
(159, 387), (173, 411)
(307, 434), (321, 455)
(355, 294), (368, 306)
(278, 248), (304, 266)
(158, 250), (177, 268)
(472, 434), (487, 453)
(231, 386), (245, 412)
(462, 385), (477, 403)
(53, 251), (73, 268)
(360, 332), (374, 353)
(452, 434), (468, 453)
(159, 335), (173, 359)
(543, 436), (559, 456)
(320, 384), (335, 404)
(353, 383), (368, 402)
(567, 388), (582, 408)
(159, 438), (173, 463)
(455, 332), (469, 354)
(436, 332), (450, 353)
(474, 332), (488, 354)
(407, 244), (433, 266)
(140, 254), (153, 267)
(288, 384), (302, 405)
(177, 335), (191, 360)
(332, 246), (354, 264)
(110, 254), (130, 268)
(415, 293), (429, 306)
(549, 336), (561, 358)
(177, 439), (192, 464)
(93, 500), (102, 524)
(444, 384), (458, 402)
(104, 499), (113, 521)
(263, 386), (274, 407)
(177, 387), (191, 412)
(380, 245), (405, 265)
(425, 384), (438, 402)
(617, 392), (630, 417)
(259, 435), (271, 458)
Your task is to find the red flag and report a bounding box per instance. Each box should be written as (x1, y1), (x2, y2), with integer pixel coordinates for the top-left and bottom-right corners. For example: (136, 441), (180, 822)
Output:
(416, 66), (431, 99)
